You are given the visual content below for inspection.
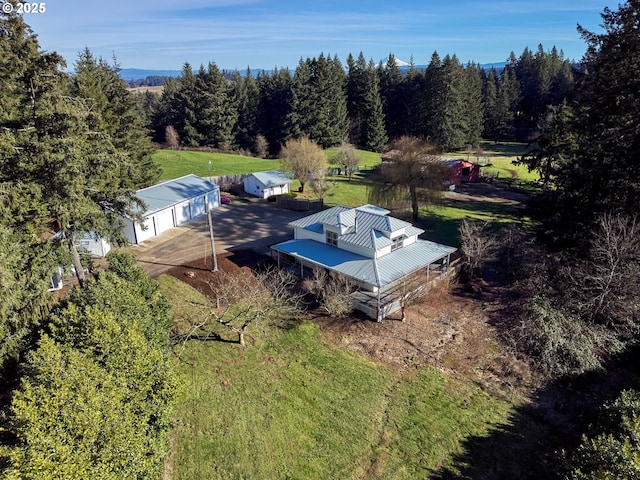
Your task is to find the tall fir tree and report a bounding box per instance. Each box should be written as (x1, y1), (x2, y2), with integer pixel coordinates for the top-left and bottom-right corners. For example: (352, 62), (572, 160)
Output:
(362, 59), (388, 152)
(379, 54), (405, 140)
(257, 67), (293, 155)
(231, 69), (260, 151)
(556, 0), (640, 230)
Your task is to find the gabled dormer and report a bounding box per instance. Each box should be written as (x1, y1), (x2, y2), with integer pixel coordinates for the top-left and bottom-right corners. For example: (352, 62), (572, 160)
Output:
(288, 204), (425, 259)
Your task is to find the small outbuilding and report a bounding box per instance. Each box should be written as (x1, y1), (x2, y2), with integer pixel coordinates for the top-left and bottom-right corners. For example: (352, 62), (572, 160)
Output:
(381, 150), (480, 186)
(243, 170), (292, 199)
(440, 158), (480, 185)
(124, 174), (220, 245)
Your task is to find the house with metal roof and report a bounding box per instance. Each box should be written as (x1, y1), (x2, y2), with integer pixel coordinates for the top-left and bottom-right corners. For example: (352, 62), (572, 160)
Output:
(271, 204), (456, 320)
(123, 174), (220, 244)
(243, 170), (292, 199)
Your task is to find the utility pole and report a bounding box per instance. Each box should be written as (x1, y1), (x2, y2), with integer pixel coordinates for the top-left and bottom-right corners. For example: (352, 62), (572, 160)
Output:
(208, 209), (218, 272)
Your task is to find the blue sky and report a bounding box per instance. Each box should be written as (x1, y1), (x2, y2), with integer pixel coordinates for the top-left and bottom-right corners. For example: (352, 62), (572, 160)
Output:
(25, 0), (609, 71)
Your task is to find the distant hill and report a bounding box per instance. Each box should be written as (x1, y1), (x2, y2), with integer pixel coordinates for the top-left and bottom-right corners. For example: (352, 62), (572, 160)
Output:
(120, 60), (510, 86)
(119, 68), (181, 81)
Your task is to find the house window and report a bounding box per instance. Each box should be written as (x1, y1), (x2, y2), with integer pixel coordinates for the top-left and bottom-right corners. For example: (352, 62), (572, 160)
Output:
(391, 235), (404, 251)
(326, 231), (338, 247)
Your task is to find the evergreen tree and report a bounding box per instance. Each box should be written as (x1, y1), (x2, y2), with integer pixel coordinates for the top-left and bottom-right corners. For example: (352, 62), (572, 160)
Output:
(556, 0), (640, 228)
(72, 49), (159, 186)
(463, 62), (485, 147)
(483, 68), (500, 140)
(346, 52), (369, 145)
(379, 54), (405, 140)
(427, 54), (469, 150)
(3, 257), (178, 479)
(290, 54), (348, 147)
(257, 67), (293, 155)
(232, 69), (260, 151)
(0, 12), (157, 284)
(517, 101), (577, 189)
(362, 60), (388, 152)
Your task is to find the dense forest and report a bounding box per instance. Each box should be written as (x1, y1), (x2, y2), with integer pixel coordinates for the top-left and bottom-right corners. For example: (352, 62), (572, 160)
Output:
(138, 46), (574, 155)
(1, 0), (640, 478)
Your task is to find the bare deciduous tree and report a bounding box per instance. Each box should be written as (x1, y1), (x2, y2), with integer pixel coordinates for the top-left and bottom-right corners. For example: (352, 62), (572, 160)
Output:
(175, 267), (303, 347)
(254, 134), (269, 158)
(333, 142), (361, 181)
(281, 137), (327, 193)
(459, 218), (498, 282)
(309, 176), (334, 201)
(368, 136), (449, 220)
(567, 213), (640, 327)
(165, 125), (179, 150)
(303, 267), (354, 317)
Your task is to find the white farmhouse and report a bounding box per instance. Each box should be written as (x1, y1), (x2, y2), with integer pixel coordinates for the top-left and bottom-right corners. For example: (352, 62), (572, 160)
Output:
(271, 205), (457, 320)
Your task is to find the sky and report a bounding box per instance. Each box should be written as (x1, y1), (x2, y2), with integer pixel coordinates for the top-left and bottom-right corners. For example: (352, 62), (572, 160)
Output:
(23, 0), (611, 71)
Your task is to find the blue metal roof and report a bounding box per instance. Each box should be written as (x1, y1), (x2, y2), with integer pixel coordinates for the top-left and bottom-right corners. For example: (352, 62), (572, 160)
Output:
(135, 174), (219, 215)
(251, 170), (292, 187)
(289, 205), (425, 251)
(272, 238), (456, 288)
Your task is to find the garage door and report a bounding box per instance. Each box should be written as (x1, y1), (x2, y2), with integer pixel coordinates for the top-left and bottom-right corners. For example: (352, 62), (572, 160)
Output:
(190, 196), (206, 218)
(175, 201), (191, 225)
(135, 216), (156, 243)
(155, 208), (175, 234)
(206, 189), (219, 209)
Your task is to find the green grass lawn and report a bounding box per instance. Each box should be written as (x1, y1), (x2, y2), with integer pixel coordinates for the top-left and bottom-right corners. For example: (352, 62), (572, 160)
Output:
(153, 150), (283, 181)
(478, 141), (538, 183)
(159, 275), (518, 480)
(153, 148), (382, 182)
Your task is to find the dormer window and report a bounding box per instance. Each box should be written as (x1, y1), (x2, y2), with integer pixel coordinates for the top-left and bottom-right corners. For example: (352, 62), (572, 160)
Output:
(391, 235), (404, 251)
(326, 231), (338, 246)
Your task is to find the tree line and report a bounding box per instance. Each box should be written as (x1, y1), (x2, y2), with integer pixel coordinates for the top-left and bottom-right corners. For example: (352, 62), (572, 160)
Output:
(1, 7), (177, 478)
(138, 46), (574, 155)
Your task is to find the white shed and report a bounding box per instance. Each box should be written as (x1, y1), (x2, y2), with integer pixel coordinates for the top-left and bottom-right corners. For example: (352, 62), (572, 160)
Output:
(124, 174), (220, 245)
(74, 231), (111, 258)
(243, 170), (292, 199)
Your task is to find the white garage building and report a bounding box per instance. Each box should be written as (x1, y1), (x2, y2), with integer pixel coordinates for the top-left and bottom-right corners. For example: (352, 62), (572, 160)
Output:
(124, 174), (220, 245)
(243, 170), (292, 199)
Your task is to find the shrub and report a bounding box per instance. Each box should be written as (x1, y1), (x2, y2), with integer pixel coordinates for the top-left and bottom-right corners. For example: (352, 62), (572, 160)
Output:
(303, 268), (354, 318)
(508, 295), (619, 376)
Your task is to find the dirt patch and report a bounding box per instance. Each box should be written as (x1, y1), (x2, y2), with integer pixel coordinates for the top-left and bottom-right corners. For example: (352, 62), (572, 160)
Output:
(165, 249), (533, 396)
(314, 281), (534, 395)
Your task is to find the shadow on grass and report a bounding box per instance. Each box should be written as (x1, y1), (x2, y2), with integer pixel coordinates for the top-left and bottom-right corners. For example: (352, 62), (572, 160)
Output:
(431, 344), (640, 479)
(479, 141), (530, 158)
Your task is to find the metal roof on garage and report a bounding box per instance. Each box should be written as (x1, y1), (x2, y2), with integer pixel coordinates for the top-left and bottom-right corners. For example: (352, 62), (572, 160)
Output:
(272, 238), (456, 288)
(251, 170), (292, 187)
(134, 174), (219, 215)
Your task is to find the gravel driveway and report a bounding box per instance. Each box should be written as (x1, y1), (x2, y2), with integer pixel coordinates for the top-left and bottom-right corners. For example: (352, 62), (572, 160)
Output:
(130, 199), (312, 277)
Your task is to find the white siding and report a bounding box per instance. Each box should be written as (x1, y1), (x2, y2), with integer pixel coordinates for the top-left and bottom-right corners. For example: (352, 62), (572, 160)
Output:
(206, 189), (220, 209)
(75, 236), (111, 258)
(337, 241), (375, 259)
(155, 208), (175, 234)
(190, 196), (206, 217)
(123, 218), (137, 244)
(294, 228), (325, 243)
(244, 176), (264, 198)
(135, 216), (155, 243)
(175, 201), (191, 225)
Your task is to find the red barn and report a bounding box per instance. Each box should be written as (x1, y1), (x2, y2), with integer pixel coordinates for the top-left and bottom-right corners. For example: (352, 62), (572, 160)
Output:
(381, 150), (480, 187)
(439, 158), (480, 185)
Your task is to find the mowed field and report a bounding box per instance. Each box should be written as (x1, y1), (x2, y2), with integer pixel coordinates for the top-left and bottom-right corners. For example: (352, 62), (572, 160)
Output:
(153, 144), (537, 247)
